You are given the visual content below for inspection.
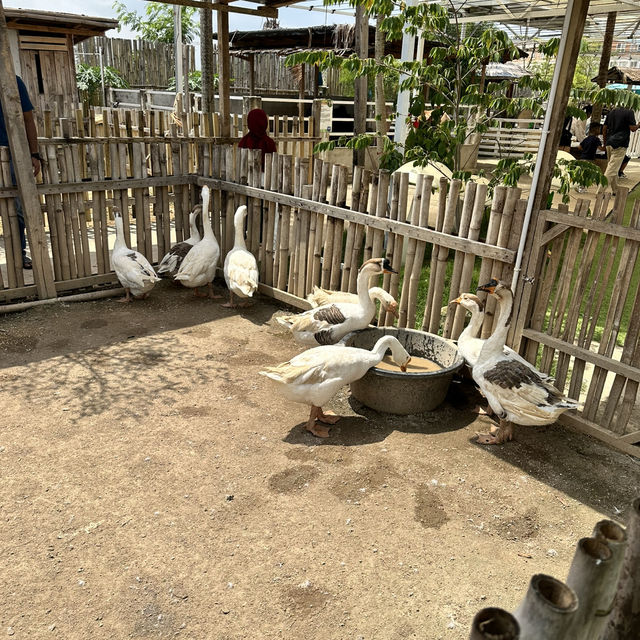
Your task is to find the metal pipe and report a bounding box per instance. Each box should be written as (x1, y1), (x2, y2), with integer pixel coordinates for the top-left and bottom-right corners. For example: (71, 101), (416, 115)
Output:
(510, 0), (575, 292)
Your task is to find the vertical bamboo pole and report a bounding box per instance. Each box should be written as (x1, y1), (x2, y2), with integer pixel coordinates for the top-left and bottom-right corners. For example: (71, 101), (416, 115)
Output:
(329, 165), (348, 290)
(341, 166), (362, 291)
(601, 498), (640, 640)
(397, 174), (424, 329)
(276, 155), (293, 291)
(348, 170), (371, 293)
(264, 152), (278, 287)
(513, 574), (578, 640)
(371, 169), (390, 260)
(321, 164), (340, 289)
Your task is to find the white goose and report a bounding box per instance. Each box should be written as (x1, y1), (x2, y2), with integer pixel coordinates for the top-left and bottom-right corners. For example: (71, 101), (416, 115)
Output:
(174, 186), (221, 298)
(277, 258), (397, 345)
(111, 211), (160, 303)
(472, 279), (578, 445)
(451, 292), (552, 381)
(307, 286), (399, 318)
(260, 336), (411, 437)
(223, 205), (259, 307)
(157, 205), (202, 278)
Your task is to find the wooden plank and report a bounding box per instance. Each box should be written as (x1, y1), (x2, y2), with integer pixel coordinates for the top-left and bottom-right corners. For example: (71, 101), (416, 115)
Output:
(521, 328), (640, 383)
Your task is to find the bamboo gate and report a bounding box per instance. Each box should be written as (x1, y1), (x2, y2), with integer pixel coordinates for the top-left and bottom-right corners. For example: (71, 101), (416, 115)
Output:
(0, 117), (639, 456)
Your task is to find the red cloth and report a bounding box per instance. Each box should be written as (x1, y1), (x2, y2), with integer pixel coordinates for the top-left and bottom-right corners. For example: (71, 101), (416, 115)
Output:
(238, 109), (277, 165)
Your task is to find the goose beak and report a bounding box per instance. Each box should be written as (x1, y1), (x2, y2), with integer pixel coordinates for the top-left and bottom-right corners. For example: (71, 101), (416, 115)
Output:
(388, 302), (399, 318)
(383, 266), (397, 274)
(450, 297), (462, 305)
(477, 279), (499, 294)
(400, 357), (411, 372)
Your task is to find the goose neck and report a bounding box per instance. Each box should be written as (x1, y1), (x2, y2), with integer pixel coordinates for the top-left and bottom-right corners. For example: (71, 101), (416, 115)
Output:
(357, 268), (378, 307)
(114, 216), (127, 249)
(484, 289), (513, 354)
(234, 210), (247, 249)
(460, 306), (484, 342)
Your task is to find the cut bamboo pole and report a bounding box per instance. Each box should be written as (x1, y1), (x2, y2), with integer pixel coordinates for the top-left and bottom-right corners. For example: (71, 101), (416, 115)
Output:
(601, 497), (640, 640)
(565, 537), (613, 639)
(513, 574), (578, 640)
(0, 150), (21, 288)
(66, 144), (91, 277)
(44, 145), (71, 282)
(297, 184), (312, 298)
(469, 608), (520, 640)
(224, 145), (236, 260)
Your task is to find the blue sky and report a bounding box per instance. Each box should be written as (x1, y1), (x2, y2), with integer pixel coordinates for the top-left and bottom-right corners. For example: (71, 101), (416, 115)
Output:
(7, 0), (355, 37)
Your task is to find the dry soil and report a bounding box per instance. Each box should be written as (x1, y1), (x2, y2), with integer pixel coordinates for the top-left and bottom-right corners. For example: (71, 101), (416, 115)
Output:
(1, 282), (639, 639)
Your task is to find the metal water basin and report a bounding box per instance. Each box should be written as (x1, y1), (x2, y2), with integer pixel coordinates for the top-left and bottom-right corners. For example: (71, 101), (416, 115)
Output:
(345, 327), (464, 415)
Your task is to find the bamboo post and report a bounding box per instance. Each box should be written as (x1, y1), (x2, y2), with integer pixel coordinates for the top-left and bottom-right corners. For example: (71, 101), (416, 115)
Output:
(348, 169), (371, 293)
(329, 165), (348, 290)
(397, 174), (424, 329)
(422, 177), (448, 332)
(321, 164), (340, 289)
(406, 176), (433, 329)
(264, 152), (278, 287)
(371, 169), (390, 260)
(384, 172), (409, 327)
(512, 574), (578, 640)
(0, 9), (55, 298)
(601, 497), (640, 640)
(427, 179), (461, 333)
(276, 155), (293, 291)
(469, 608), (520, 640)
(341, 165), (362, 291)
(565, 537), (613, 639)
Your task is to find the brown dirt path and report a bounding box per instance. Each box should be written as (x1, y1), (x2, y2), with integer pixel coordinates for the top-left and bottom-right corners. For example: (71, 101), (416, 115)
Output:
(1, 282), (638, 639)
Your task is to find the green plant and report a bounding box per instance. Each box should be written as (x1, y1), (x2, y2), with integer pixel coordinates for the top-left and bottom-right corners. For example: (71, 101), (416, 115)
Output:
(112, 1), (199, 43)
(76, 63), (129, 100)
(167, 70), (213, 92)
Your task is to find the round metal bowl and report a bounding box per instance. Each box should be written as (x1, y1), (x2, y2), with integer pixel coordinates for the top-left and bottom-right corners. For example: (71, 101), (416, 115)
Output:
(344, 327), (464, 415)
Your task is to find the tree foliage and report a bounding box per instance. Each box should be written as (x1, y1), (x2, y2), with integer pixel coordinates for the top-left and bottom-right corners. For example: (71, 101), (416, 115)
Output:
(112, 1), (199, 43)
(76, 62), (129, 94)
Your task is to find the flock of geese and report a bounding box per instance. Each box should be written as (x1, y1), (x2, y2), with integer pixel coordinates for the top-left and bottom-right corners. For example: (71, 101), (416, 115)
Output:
(111, 186), (578, 444)
(111, 185), (258, 307)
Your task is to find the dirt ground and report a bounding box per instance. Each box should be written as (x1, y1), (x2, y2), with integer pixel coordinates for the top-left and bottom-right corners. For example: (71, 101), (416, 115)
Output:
(1, 282), (639, 639)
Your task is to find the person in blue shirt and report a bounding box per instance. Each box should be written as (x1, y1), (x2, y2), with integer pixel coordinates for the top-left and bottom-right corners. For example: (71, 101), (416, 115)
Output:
(0, 76), (41, 269)
(577, 123), (605, 160)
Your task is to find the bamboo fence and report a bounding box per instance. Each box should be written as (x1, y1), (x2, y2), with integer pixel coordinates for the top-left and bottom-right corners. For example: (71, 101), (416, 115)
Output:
(1, 133), (639, 454)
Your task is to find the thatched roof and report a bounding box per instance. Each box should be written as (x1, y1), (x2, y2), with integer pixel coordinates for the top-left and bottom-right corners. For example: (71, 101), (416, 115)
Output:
(592, 67), (640, 85)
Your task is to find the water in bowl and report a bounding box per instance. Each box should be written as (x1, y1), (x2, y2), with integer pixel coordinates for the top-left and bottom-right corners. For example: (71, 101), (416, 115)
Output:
(375, 354), (441, 373)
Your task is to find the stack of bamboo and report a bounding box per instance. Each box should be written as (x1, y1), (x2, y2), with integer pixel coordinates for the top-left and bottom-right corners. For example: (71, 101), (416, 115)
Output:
(468, 497), (639, 639)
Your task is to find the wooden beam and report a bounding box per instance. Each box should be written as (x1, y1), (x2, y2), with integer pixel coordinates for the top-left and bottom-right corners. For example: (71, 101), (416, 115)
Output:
(592, 11), (617, 124)
(0, 2), (56, 299)
(5, 23), (108, 39)
(144, 0), (277, 18)
(200, 6), (215, 113)
(217, 4), (231, 137)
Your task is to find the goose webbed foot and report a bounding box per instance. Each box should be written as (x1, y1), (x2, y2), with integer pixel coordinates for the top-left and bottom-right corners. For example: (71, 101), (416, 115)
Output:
(305, 406), (331, 438)
(475, 419), (513, 445)
(207, 282), (223, 300)
(116, 289), (133, 303)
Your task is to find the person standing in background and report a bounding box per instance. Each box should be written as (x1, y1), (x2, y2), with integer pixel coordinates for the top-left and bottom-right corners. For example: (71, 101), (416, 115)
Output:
(598, 106), (638, 195)
(0, 75), (41, 269)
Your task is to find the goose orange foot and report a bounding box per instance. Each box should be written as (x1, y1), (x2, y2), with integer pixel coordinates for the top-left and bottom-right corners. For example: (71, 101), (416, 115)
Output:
(476, 419), (513, 445)
(305, 406), (340, 438)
